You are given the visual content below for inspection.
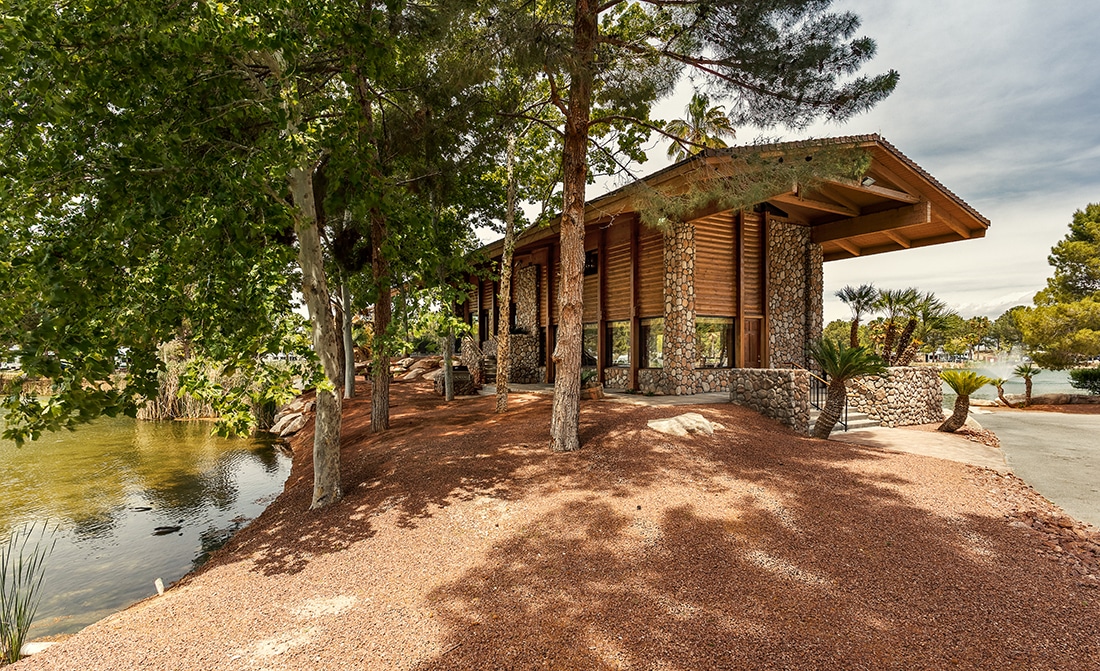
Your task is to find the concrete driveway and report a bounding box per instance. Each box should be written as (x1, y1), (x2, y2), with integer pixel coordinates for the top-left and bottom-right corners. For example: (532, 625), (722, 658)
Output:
(975, 409), (1100, 528)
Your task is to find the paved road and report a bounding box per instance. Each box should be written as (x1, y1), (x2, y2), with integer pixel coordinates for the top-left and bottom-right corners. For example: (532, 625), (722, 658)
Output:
(976, 410), (1100, 528)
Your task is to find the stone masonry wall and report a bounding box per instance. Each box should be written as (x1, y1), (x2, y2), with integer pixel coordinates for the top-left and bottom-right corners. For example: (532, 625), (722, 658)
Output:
(514, 265), (539, 334)
(846, 366), (943, 427)
(730, 368), (811, 434)
(662, 221), (698, 394)
(508, 333), (541, 384)
(603, 368), (629, 389)
(767, 219), (823, 368)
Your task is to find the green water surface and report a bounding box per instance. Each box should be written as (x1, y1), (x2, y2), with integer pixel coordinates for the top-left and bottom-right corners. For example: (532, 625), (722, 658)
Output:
(0, 417), (291, 638)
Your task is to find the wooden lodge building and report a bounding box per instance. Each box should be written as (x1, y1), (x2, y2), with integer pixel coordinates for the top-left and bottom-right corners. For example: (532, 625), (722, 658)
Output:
(461, 135), (989, 396)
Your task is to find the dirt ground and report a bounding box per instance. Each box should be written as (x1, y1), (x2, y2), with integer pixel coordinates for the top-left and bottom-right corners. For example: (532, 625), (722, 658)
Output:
(15, 380), (1100, 670)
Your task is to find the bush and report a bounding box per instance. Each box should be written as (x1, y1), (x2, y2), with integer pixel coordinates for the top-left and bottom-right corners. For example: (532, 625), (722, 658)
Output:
(1069, 367), (1100, 395)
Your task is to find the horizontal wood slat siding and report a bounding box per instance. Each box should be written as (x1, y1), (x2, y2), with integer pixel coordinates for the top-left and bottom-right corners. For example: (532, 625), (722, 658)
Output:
(480, 279), (494, 314)
(552, 252), (561, 324)
(604, 239), (631, 320)
(693, 211), (737, 316)
(583, 271), (598, 322)
(638, 226), (664, 317)
(742, 211), (764, 317)
(540, 263), (549, 327)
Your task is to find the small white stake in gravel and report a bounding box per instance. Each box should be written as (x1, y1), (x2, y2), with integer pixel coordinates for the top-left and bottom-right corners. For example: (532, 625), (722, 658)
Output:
(155, 578), (165, 596)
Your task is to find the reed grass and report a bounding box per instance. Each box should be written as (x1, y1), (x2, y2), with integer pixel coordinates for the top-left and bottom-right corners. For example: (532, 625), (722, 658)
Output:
(0, 522), (56, 665)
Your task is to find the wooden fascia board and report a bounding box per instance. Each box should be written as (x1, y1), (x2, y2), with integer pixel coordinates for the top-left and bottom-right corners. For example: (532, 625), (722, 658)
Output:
(825, 229), (986, 262)
(811, 201), (931, 244)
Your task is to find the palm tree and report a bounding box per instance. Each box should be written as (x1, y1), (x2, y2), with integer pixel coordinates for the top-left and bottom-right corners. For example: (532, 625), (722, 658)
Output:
(875, 287), (919, 364)
(665, 92), (737, 161)
(989, 377), (1016, 408)
(1013, 362), (1042, 406)
(896, 291), (950, 364)
(835, 284), (877, 348)
(807, 339), (888, 439)
(938, 370), (994, 432)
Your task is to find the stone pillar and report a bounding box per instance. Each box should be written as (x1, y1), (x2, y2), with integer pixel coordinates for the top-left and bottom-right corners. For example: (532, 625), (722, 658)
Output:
(514, 265), (539, 333)
(768, 219), (819, 368)
(662, 220), (697, 394)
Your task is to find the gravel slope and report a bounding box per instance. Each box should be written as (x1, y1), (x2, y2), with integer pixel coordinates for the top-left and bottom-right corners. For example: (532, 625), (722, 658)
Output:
(16, 382), (1100, 670)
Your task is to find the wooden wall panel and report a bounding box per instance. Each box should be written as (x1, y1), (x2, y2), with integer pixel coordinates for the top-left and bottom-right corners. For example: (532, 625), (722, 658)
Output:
(604, 238), (631, 320)
(693, 211), (737, 317)
(583, 271), (598, 322)
(637, 226), (665, 317)
(742, 211), (764, 317)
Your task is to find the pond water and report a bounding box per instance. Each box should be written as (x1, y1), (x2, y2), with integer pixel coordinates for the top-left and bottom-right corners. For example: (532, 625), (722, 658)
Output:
(0, 418), (291, 638)
(942, 367), (1079, 406)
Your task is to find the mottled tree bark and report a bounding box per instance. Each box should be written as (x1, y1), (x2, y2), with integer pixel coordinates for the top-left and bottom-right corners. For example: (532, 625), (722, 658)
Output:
(549, 0), (596, 453)
(371, 212), (391, 433)
(496, 133), (517, 414)
(341, 283), (355, 399)
(812, 379), (846, 440)
(442, 325), (455, 402)
(289, 166), (342, 509)
(938, 394), (970, 432)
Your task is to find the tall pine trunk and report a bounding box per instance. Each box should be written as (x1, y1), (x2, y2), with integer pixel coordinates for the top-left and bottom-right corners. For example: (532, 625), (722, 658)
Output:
(371, 212), (391, 432)
(496, 133), (518, 414)
(289, 166), (342, 509)
(549, 0), (596, 453)
(342, 283), (355, 399)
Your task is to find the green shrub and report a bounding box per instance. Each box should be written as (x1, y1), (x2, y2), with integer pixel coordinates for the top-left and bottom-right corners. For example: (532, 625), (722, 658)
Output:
(1069, 367), (1100, 395)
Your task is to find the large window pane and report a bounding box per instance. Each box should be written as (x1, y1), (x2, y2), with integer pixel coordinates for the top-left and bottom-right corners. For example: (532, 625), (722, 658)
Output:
(606, 321), (630, 367)
(696, 317), (733, 368)
(640, 318), (664, 368)
(582, 323), (598, 366)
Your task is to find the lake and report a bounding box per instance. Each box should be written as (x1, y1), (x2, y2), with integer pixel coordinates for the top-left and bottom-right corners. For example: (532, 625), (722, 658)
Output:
(941, 367), (1080, 406)
(0, 417), (291, 638)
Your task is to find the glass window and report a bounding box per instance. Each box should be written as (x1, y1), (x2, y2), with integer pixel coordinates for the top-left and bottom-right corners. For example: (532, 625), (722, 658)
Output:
(584, 250), (598, 276)
(582, 323), (598, 366)
(606, 321), (630, 367)
(640, 318), (664, 368)
(696, 317), (734, 368)
(469, 313), (480, 342)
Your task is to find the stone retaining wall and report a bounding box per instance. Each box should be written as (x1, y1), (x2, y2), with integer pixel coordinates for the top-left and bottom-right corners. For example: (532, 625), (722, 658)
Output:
(846, 366), (943, 427)
(730, 368), (811, 433)
(603, 368), (630, 389)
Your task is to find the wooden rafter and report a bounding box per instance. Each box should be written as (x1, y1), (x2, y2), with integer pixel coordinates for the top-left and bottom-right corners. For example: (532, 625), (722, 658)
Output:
(816, 183), (862, 213)
(938, 208), (973, 238)
(823, 178), (920, 204)
(883, 229), (912, 248)
(771, 192), (859, 217)
(811, 201), (931, 244)
(835, 239), (862, 256)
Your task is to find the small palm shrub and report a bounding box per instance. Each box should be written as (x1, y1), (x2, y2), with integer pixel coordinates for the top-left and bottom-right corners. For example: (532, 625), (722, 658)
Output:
(989, 377), (1016, 408)
(807, 339), (887, 439)
(1, 522), (56, 665)
(939, 370), (993, 432)
(1013, 362), (1041, 406)
(1069, 367), (1100, 395)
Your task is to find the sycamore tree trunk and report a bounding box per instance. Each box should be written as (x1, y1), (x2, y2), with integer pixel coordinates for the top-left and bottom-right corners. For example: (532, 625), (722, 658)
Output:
(549, 0), (596, 453)
(341, 283), (355, 399)
(371, 212), (391, 432)
(289, 166), (342, 509)
(938, 394), (970, 432)
(812, 379), (847, 440)
(496, 133), (518, 414)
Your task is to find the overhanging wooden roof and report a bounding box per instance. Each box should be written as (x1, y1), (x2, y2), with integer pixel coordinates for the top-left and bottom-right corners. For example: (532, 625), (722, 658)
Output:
(484, 134), (989, 262)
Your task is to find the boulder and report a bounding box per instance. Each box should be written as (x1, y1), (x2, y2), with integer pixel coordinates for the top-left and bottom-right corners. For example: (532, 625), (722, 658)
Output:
(398, 357), (416, 368)
(410, 358), (437, 372)
(403, 369), (425, 381)
(423, 368), (444, 382)
(647, 412), (719, 437)
(272, 412), (308, 437)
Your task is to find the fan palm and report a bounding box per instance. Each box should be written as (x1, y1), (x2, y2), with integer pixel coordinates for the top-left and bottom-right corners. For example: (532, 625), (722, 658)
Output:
(896, 291), (950, 364)
(938, 370), (994, 432)
(665, 93), (737, 161)
(835, 284), (877, 348)
(1013, 362), (1041, 406)
(807, 339), (888, 439)
(875, 287), (919, 364)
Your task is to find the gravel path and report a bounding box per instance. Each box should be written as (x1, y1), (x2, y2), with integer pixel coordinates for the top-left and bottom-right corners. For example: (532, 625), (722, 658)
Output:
(15, 382), (1100, 670)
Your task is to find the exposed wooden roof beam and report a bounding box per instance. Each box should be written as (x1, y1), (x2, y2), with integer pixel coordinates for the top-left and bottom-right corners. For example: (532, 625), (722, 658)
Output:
(816, 183), (862, 212)
(772, 192), (859, 217)
(823, 178), (920, 204)
(812, 201), (931, 244)
(938, 208), (974, 238)
(883, 229), (911, 248)
(835, 239), (862, 256)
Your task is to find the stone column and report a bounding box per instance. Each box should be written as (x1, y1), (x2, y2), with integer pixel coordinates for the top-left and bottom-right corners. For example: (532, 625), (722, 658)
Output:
(662, 220), (697, 394)
(768, 219), (820, 368)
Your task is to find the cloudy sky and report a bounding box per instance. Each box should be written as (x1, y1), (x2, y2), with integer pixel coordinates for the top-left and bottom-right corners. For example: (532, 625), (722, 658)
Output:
(630, 0), (1100, 324)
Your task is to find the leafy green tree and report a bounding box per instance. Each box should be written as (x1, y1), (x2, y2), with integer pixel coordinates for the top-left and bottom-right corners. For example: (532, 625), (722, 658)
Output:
(665, 92), (738, 161)
(836, 284), (877, 348)
(503, 0), (898, 452)
(938, 370), (993, 433)
(873, 287), (919, 364)
(1069, 367), (1100, 395)
(1021, 204), (1100, 367)
(822, 319), (854, 348)
(807, 339), (887, 440)
(989, 306), (1026, 354)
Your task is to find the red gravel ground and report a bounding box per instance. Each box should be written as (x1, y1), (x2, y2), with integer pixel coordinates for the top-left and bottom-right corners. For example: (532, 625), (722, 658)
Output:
(15, 381), (1100, 670)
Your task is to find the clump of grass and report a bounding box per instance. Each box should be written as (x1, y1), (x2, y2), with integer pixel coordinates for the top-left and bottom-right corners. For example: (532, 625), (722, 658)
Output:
(1, 522), (57, 665)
